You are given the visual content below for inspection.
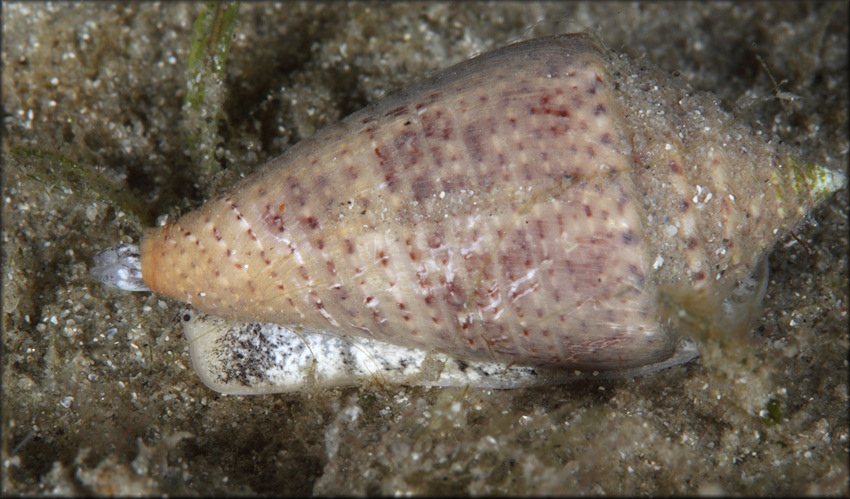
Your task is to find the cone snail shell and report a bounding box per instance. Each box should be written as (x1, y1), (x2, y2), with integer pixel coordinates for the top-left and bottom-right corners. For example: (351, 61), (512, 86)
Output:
(93, 34), (845, 390)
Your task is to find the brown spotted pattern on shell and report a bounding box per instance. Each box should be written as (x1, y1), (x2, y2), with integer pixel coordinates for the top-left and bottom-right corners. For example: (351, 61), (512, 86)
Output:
(133, 34), (844, 373)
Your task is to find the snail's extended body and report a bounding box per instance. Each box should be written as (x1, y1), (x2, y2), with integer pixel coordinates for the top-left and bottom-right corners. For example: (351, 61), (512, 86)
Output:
(94, 34), (844, 392)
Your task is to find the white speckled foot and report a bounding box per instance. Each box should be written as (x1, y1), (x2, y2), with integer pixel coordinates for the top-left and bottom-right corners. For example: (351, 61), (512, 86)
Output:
(179, 306), (700, 394)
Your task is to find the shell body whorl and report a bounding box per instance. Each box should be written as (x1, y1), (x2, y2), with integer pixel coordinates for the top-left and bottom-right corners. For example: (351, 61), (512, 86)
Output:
(140, 34), (843, 373)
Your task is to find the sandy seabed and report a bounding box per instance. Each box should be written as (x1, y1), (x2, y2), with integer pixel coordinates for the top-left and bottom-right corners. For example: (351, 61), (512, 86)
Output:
(2, 2), (847, 495)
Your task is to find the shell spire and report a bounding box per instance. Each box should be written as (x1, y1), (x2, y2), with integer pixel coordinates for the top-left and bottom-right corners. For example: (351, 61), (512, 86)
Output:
(610, 52), (845, 300)
(96, 34), (845, 380)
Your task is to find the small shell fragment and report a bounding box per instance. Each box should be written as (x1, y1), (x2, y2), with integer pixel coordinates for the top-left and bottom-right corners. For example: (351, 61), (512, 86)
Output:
(93, 34), (845, 393)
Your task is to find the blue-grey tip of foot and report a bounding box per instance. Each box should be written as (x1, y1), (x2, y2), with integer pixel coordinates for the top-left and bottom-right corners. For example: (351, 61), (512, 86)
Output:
(91, 243), (150, 292)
